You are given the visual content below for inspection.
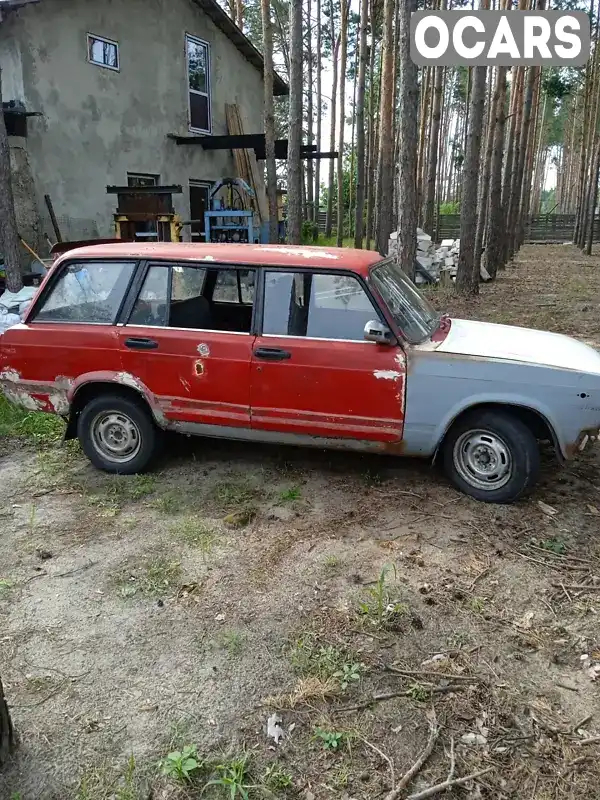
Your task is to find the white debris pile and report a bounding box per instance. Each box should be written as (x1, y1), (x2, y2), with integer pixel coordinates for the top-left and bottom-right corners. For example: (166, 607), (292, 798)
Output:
(388, 229), (460, 284)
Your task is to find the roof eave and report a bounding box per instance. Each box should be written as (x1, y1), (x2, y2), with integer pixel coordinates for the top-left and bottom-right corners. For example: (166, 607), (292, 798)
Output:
(192, 0), (288, 96)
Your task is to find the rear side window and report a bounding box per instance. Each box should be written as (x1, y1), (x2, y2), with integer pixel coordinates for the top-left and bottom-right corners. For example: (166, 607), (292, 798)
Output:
(34, 261), (135, 323)
(262, 271), (379, 341)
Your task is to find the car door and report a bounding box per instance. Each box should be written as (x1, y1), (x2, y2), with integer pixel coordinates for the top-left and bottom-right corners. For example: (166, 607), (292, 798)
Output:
(1, 259), (136, 413)
(250, 269), (406, 443)
(117, 261), (254, 430)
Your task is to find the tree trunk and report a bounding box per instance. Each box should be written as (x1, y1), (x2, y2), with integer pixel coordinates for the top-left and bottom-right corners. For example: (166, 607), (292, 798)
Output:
(374, 0), (396, 255)
(0, 676), (15, 767)
(287, 0), (303, 244)
(484, 66), (507, 279)
(365, 35), (380, 249)
(396, 0), (418, 282)
(306, 0), (315, 227)
(417, 66), (432, 221)
(585, 139), (600, 254)
(474, 67), (493, 272)
(423, 64), (443, 234)
(235, 0), (243, 28)
(313, 0), (322, 240)
(261, 0), (279, 243)
(508, 63), (537, 258)
(348, 29), (359, 239)
(0, 70), (22, 294)
(354, 0), (369, 247)
(325, 0), (339, 238)
(455, 63), (486, 296)
(336, 0), (350, 246)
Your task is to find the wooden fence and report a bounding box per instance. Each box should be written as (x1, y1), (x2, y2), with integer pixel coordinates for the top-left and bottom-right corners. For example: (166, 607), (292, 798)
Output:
(318, 210), (600, 244)
(434, 213), (600, 243)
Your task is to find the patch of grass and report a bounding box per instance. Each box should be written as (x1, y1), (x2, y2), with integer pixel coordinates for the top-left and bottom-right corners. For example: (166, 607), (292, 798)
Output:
(152, 489), (185, 515)
(213, 479), (259, 509)
(358, 563), (408, 629)
(262, 762), (293, 790)
(116, 558), (181, 598)
(290, 633), (365, 690)
(202, 752), (256, 797)
(74, 755), (145, 800)
(87, 474), (157, 516)
(279, 485), (302, 503)
(0, 578), (14, 596)
(468, 596), (486, 614)
(0, 395), (64, 444)
(323, 554), (340, 570)
(34, 445), (81, 483)
(176, 518), (217, 555)
(219, 630), (246, 657)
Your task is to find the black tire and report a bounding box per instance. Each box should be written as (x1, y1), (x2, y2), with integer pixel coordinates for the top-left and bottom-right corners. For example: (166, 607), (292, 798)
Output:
(77, 393), (161, 474)
(442, 409), (540, 503)
(0, 676), (14, 768)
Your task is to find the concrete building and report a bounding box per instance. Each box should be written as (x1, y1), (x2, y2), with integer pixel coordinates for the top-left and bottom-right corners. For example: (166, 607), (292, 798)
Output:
(0, 0), (287, 254)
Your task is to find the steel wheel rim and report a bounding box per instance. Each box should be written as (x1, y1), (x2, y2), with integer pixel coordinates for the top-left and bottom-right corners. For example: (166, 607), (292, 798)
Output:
(90, 411), (141, 464)
(453, 428), (512, 491)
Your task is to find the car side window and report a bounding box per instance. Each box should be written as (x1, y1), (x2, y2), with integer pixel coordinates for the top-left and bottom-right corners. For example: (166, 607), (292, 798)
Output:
(34, 260), (135, 323)
(262, 271), (379, 341)
(213, 269), (255, 304)
(129, 266), (170, 326)
(127, 264), (255, 333)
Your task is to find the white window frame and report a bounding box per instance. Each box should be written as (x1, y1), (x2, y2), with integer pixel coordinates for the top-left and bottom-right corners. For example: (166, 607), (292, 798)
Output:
(185, 34), (212, 135)
(87, 33), (120, 71)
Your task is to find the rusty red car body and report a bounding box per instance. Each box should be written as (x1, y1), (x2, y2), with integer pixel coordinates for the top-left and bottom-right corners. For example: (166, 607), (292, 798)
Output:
(2, 242), (600, 504)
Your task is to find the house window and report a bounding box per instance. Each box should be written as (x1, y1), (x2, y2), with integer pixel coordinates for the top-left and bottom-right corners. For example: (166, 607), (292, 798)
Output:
(186, 34), (211, 133)
(127, 173), (159, 188)
(87, 34), (119, 71)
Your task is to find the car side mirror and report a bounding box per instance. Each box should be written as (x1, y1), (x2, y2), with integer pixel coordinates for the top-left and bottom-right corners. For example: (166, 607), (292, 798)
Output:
(364, 319), (393, 344)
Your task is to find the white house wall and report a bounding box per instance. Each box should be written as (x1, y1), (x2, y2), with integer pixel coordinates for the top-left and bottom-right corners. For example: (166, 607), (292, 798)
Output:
(0, 0), (266, 242)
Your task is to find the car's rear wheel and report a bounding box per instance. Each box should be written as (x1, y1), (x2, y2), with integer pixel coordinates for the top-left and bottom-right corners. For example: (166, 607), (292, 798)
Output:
(443, 409), (540, 503)
(78, 394), (160, 474)
(0, 676), (14, 767)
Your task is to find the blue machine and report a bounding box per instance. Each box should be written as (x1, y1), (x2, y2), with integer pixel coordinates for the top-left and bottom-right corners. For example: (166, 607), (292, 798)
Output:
(204, 177), (266, 244)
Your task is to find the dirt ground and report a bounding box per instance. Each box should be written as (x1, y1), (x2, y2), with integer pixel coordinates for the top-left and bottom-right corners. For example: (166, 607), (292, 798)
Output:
(1, 244), (600, 800)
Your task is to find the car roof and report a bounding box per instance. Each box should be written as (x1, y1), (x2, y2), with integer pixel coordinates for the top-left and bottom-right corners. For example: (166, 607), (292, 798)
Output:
(56, 242), (384, 276)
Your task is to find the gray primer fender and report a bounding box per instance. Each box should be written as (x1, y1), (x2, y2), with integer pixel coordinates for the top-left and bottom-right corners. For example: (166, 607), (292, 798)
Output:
(402, 350), (600, 458)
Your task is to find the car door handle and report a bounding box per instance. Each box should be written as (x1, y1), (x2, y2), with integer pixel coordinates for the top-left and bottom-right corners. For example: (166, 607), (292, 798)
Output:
(124, 337), (158, 350)
(254, 347), (291, 361)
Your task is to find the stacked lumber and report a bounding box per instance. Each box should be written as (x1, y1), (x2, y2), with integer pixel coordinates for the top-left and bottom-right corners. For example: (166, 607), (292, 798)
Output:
(224, 103), (268, 224)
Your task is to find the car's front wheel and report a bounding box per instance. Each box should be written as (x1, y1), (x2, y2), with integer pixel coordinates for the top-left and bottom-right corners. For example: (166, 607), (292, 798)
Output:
(443, 409), (540, 503)
(78, 394), (160, 474)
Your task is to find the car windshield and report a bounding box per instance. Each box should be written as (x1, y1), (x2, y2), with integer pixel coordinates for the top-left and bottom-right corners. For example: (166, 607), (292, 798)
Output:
(370, 258), (440, 344)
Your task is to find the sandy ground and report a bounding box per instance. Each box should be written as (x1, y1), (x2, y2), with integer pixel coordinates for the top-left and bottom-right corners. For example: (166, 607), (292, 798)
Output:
(1, 244), (600, 799)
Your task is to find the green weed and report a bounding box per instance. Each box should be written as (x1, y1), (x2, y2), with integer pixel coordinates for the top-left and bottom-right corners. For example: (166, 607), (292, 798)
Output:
(219, 630), (246, 657)
(0, 578), (14, 595)
(358, 564), (407, 628)
(202, 752), (256, 797)
(279, 486), (302, 503)
(408, 683), (430, 702)
(540, 537), (567, 555)
(160, 745), (202, 782)
(313, 728), (346, 751)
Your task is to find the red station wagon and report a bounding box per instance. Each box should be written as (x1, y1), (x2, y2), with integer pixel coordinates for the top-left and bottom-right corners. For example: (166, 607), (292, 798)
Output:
(2, 242), (600, 504)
